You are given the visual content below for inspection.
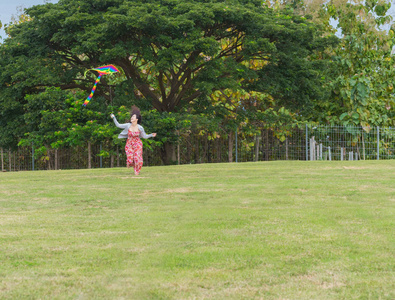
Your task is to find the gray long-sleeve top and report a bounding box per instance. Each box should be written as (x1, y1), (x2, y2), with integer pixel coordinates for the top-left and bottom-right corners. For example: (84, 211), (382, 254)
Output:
(112, 116), (153, 139)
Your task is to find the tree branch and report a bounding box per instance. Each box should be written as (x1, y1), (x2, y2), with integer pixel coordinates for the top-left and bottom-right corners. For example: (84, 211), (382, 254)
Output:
(116, 58), (165, 111)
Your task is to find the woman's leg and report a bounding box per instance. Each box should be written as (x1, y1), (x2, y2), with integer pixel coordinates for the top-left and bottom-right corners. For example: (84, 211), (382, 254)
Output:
(125, 142), (135, 168)
(133, 142), (143, 175)
(134, 161), (143, 175)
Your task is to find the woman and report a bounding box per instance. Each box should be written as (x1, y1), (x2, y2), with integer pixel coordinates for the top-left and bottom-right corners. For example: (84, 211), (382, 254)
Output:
(110, 106), (156, 175)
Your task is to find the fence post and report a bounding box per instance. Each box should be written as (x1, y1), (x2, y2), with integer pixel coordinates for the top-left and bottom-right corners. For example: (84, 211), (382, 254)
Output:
(310, 136), (315, 161)
(305, 124), (308, 161)
(377, 126), (380, 160)
(235, 127), (238, 163)
(319, 143), (323, 160)
(32, 143), (35, 171)
(328, 146), (331, 161)
(340, 147), (343, 161)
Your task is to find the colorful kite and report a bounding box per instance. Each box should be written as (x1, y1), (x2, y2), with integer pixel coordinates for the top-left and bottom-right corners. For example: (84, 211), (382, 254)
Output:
(83, 65), (119, 106)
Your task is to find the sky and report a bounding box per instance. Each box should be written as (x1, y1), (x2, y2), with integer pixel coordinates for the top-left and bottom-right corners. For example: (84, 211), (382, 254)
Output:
(0, 0), (59, 40)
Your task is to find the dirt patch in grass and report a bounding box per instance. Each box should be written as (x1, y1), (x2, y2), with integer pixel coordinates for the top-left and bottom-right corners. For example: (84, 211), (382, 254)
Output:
(0, 190), (27, 196)
(342, 166), (367, 170)
(296, 272), (346, 290)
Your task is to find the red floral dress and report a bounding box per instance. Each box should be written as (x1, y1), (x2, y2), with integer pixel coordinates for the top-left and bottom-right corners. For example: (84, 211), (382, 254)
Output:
(125, 129), (143, 175)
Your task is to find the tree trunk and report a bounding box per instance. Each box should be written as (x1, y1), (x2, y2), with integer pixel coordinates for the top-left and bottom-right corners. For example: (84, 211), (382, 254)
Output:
(177, 131), (181, 165)
(88, 142), (92, 169)
(228, 133), (233, 163)
(46, 147), (52, 170)
(194, 135), (199, 164)
(285, 137), (289, 160)
(202, 135), (208, 163)
(9, 149), (12, 171)
(177, 143), (180, 165)
(216, 138), (221, 163)
(161, 142), (176, 165)
(1, 147), (4, 171)
(255, 134), (260, 162)
(265, 130), (270, 161)
(186, 138), (191, 163)
(55, 149), (58, 170)
(207, 138), (211, 163)
(117, 146), (120, 167)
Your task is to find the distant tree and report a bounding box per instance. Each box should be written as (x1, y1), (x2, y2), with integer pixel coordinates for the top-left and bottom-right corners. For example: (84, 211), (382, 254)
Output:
(280, 0), (395, 127)
(322, 0), (395, 128)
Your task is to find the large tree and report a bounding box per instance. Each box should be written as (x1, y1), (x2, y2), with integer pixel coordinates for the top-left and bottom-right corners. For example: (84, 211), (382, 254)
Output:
(0, 0), (335, 163)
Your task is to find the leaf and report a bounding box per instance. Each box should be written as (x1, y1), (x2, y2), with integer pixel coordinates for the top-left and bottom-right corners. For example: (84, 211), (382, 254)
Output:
(339, 112), (348, 120)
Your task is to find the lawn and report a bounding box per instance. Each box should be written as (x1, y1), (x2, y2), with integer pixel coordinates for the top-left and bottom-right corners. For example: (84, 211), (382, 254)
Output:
(0, 161), (394, 299)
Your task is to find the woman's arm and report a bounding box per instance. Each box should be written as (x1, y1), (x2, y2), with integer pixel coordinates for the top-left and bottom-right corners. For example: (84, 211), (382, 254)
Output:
(139, 125), (157, 139)
(110, 114), (129, 129)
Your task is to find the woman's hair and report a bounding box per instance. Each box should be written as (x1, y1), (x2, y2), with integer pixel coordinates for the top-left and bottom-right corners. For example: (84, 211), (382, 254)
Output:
(130, 105), (142, 124)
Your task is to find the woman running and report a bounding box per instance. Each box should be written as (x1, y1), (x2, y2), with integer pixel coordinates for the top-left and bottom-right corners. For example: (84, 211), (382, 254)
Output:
(111, 106), (156, 175)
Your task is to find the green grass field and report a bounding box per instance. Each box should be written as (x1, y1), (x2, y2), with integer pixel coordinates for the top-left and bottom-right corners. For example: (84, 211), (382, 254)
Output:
(0, 161), (394, 299)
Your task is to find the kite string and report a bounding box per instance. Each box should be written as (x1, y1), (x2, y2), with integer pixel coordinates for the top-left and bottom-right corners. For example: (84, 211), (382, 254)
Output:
(83, 73), (103, 106)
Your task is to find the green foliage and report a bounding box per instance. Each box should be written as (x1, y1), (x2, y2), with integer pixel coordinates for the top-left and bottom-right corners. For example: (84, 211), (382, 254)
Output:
(249, 10), (338, 115)
(321, 0), (395, 127)
(17, 88), (121, 158)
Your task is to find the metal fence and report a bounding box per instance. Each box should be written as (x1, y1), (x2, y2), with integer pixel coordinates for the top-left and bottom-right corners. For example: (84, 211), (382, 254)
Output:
(304, 125), (394, 161)
(1, 125), (395, 172)
(228, 125), (394, 162)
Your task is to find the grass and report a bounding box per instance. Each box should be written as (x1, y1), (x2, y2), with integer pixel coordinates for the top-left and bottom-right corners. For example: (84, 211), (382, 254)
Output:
(0, 161), (394, 299)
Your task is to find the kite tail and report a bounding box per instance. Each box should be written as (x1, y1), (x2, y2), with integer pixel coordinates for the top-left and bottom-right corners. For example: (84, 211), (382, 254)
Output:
(83, 74), (102, 106)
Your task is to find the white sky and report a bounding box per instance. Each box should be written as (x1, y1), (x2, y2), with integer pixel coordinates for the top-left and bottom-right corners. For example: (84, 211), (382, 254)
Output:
(0, 0), (59, 40)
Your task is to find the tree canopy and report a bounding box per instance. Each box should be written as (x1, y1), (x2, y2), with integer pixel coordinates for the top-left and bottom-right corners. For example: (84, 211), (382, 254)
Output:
(0, 0), (337, 163)
(2, 0), (334, 109)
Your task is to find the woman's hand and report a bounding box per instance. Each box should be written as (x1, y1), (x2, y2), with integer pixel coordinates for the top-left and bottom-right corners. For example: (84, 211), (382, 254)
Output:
(110, 113), (115, 119)
(152, 133), (157, 137)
